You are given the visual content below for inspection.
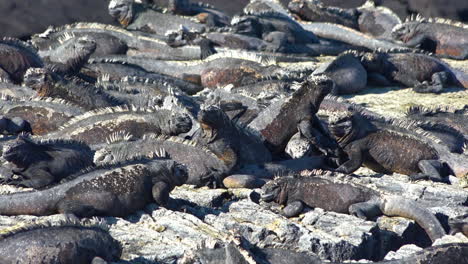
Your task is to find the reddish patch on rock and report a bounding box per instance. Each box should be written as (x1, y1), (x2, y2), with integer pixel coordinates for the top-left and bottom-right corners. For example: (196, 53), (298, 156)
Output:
(201, 67), (260, 88)
(182, 74), (202, 85)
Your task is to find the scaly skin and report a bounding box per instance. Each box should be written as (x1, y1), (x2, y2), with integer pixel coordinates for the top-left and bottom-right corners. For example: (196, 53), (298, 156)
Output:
(0, 222), (122, 264)
(261, 174), (446, 242)
(93, 134), (229, 187)
(23, 68), (121, 111)
(1, 135), (94, 189)
(0, 158), (187, 217)
(248, 74), (333, 152)
(0, 38), (44, 83)
(0, 95), (83, 135)
(44, 105), (192, 145)
(356, 51), (468, 92)
(392, 20), (468, 60)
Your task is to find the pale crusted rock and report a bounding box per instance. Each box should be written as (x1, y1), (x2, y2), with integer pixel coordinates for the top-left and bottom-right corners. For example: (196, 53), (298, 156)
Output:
(384, 244), (423, 260)
(108, 205), (224, 263)
(285, 132), (313, 159)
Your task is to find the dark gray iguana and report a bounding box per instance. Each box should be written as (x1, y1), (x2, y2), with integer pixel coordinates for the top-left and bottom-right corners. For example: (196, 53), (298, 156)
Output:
(168, 0), (230, 27)
(351, 50), (468, 93)
(0, 157), (187, 217)
(248, 74), (334, 152)
(0, 38), (44, 84)
(0, 94), (84, 135)
(261, 173), (446, 243)
(23, 68), (122, 111)
(108, 0), (206, 35)
(391, 15), (468, 60)
(288, 0), (401, 40)
(327, 110), (468, 182)
(195, 105), (272, 172)
(93, 133), (228, 187)
(0, 116), (31, 136)
(44, 105), (192, 145)
(1, 135), (94, 189)
(0, 219), (122, 264)
(37, 36), (97, 76)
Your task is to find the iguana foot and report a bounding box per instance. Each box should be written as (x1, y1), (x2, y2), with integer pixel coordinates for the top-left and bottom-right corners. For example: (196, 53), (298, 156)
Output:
(283, 201), (304, 217)
(413, 71), (449, 93)
(415, 160), (450, 183)
(349, 200), (382, 220)
(152, 181), (171, 206)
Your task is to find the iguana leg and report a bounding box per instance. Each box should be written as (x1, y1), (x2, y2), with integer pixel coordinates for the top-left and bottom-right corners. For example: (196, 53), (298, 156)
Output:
(334, 142), (363, 174)
(349, 200), (382, 219)
(283, 201), (304, 217)
(2, 168), (55, 188)
(413, 71), (449, 93)
(152, 181), (171, 206)
(57, 191), (119, 217)
(410, 160), (449, 182)
(298, 119), (341, 158)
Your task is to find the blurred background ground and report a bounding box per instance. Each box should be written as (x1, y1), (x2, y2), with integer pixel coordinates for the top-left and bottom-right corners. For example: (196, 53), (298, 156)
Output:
(1, 0), (468, 39)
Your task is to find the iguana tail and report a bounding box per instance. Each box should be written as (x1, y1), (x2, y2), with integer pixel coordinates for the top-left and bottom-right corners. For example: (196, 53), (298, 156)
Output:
(379, 196), (446, 242)
(0, 190), (55, 216)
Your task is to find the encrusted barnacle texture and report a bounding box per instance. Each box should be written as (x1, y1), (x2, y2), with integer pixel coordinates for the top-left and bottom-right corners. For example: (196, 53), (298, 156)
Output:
(45, 106), (192, 145)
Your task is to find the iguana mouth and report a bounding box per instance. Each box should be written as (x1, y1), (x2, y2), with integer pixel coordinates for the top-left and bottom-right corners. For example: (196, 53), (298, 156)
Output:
(119, 17), (131, 27)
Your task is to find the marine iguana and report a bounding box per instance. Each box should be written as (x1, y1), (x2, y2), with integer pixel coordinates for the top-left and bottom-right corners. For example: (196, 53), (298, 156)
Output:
(93, 133), (228, 187)
(353, 50), (468, 93)
(38, 36), (97, 75)
(300, 21), (407, 51)
(0, 116), (31, 136)
(23, 68), (122, 111)
(108, 0), (206, 35)
(88, 51), (281, 89)
(1, 135), (94, 189)
(44, 105), (192, 145)
(30, 22), (206, 60)
(0, 157), (187, 217)
(0, 95), (84, 135)
(448, 214), (468, 237)
(391, 15), (468, 60)
(200, 88), (265, 125)
(95, 75), (198, 108)
(0, 219), (122, 264)
(327, 110), (468, 181)
(261, 173), (446, 243)
(288, 0), (401, 40)
(406, 105), (468, 140)
(0, 38), (44, 84)
(195, 105), (272, 171)
(248, 74), (333, 152)
(168, 0), (230, 27)
(231, 11), (319, 44)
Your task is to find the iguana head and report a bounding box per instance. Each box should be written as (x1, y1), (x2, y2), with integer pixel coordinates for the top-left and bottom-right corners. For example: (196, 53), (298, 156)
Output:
(391, 21), (421, 43)
(3, 134), (51, 168)
(197, 106), (230, 140)
(231, 16), (262, 38)
(327, 110), (355, 145)
(109, 0), (134, 27)
(57, 37), (97, 73)
(167, 113), (192, 135)
(261, 177), (292, 205)
(358, 52), (389, 72)
(23, 68), (56, 97)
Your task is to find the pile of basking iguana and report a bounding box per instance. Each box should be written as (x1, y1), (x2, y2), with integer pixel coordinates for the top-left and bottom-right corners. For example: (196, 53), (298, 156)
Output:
(0, 0), (467, 263)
